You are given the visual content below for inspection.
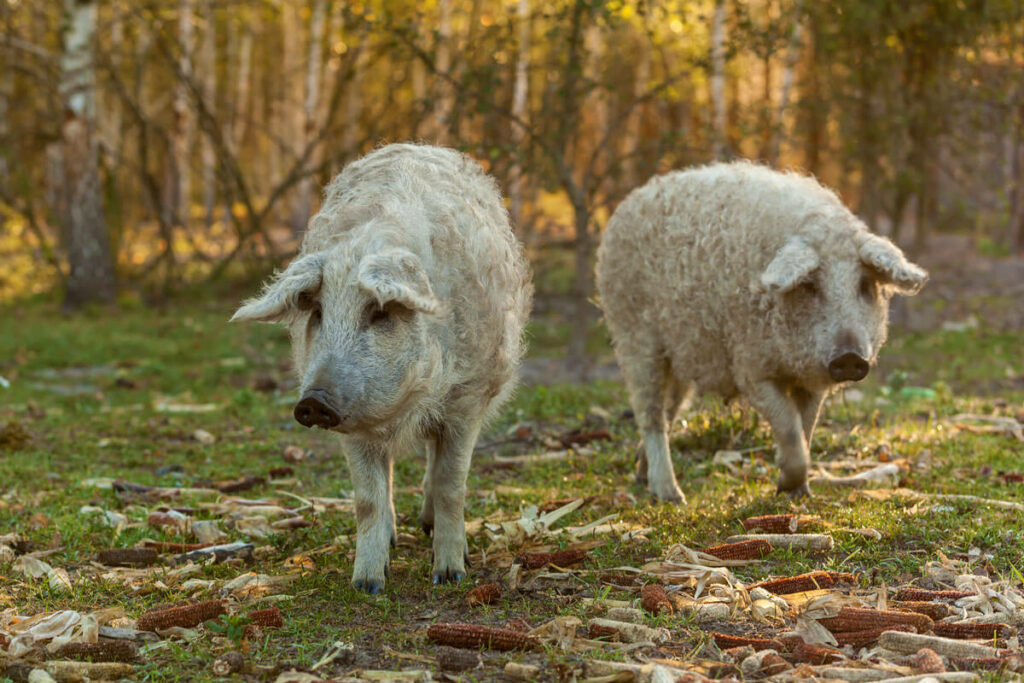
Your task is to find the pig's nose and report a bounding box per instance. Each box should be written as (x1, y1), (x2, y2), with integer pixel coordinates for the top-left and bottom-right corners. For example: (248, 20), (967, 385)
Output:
(294, 392), (341, 429)
(828, 352), (870, 382)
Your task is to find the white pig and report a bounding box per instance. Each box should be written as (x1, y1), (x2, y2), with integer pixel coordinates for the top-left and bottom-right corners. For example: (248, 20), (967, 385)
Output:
(232, 144), (532, 592)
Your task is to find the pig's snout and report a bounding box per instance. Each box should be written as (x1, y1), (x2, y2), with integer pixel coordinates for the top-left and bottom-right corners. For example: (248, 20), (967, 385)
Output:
(828, 352), (869, 382)
(294, 390), (342, 429)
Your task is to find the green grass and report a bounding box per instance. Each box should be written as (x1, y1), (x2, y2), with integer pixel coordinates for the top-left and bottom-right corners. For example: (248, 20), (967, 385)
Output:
(1, 296), (1022, 681)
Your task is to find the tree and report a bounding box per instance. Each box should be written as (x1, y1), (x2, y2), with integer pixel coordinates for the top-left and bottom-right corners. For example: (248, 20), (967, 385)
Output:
(59, 0), (115, 308)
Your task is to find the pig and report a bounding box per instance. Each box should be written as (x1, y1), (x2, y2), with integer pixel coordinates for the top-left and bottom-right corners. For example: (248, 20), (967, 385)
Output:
(231, 144), (532, 592)
(595, 161), (927, 501)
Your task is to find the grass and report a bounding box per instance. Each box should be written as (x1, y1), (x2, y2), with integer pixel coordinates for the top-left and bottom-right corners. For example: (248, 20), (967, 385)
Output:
(1, 294), (1023, 681)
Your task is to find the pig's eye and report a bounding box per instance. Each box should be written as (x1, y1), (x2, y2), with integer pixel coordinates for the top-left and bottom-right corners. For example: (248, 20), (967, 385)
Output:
(797, 279), (820, 298)
(859, 275), (876, 300)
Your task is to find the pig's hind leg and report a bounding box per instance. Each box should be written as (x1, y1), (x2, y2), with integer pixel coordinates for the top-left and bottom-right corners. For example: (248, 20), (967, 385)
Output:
(428, 418), (481, 584)
(347, 440), (397, 594)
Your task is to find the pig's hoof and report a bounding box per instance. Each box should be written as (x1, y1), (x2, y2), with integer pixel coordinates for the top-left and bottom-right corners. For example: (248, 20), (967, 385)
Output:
(353, 577), (385, 594)
(650, 483), (686, 505)
(777, 481), (812, 499)
(432, 568), (464, 585)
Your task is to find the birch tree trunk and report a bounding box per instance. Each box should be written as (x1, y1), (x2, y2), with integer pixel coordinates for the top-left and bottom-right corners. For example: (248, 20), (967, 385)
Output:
(60, 0), (116, 308)
(290, 0), (328, 237)
(709, 0), (729, 159)
(508, 0), (530, 236)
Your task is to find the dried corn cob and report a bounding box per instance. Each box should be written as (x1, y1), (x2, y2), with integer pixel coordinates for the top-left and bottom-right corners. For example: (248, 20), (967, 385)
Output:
(742, 514), (800, 533)
(878, 630), (1000, 658)
(760, 652), (792, 676)
(141, 541), (213, 553)
(949, 655), (1024, 672)
(436, 646), (480, 672)
(211, 652), (245, 676)
(55, 640), (139, 663)
(588, 623), (621, 640)
(640, 584), (673, 616)
(426, 623), (536, 651)
(46, 662), (135, 680)
(137, 599), (226, 631)
(702, 539), (773, 560)
(831, 624), (913, 648)
(748, 571), (856, 595)
(790, 641), (844, 665)
(912, 648), (946, 674)
(932, 621), (1012, 640)
(466, 583), (502, 607)
(893, 588), (975, 602)
(725, 533), (833, 551)
(818, 607), (933, 634)
(95, 548), (159, 567)
(517, 548), (587, 570)
(891, 601), (951, 620)
(247, 607), (283, 628)
(712, 632), (784, 652)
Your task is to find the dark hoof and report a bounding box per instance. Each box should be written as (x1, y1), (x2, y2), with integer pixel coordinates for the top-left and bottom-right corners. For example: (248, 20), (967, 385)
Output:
(777, 481), (812, 499)
(353, 578), (385, 594)
(432, 570), (464, 585)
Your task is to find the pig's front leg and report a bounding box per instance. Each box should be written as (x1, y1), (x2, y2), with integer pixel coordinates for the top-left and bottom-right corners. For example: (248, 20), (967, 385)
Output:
(345, 439), (397, 594)
(428, 420), (481, 584)
(745, 380), (811, 497)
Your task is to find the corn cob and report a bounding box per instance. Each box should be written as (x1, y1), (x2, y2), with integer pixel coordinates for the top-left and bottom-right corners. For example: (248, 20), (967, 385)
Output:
(588, 623), (621, 640)
(247, 607), (283, 628)
(137, 599), (226, 631)
(818, 607), (934, 634)
(211, 652), (245, 676)
(932, 621), (1012, 640)
(55, 640), (139, 663)
(46, 662), (136, 681)
(742, 514), (800, 533)
(912, 648), (946, 674)
(725, 533), (833, 551)
(760, 652), (792, 676)
(893, 588), (975, 602)
(95, 548), (159, 567)
(141, 541), (213, 553)
(878, 630), (1000, 658)
(517, 548), (588, 570)
(948, 655), (1024, 673)
(466, 582), (502, 607)
(426, 623), (536, 651)
(831, 624), (913, 648)
(789, 641), (844, 665)
(702, 539), (773, 560)
(436, 646), (480, 672)
(891, 601), (951, 620)
(712, 632), (784, 652)
(640, 584), (673, 616)
(748, 571), (856, 595)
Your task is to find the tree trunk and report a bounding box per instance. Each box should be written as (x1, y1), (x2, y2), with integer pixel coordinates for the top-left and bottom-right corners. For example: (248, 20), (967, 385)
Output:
(769, 0), (803, 166)
(60, 0), (115, 309)
(567, 198), (594, 381)
(709, 0), (729, 159)
(200, 0), (217, 231)
(0, 0), (12, 190)
(508, 0), (530, 237)
(290, 0), (328, 237)
(803, 22), (823, 175)
(1008, 81), (1024, 252)
(166, 0), (194, 232)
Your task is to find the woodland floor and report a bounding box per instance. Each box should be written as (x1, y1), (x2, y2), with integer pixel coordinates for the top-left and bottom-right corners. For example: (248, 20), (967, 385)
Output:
(1, 258), (1023, 682)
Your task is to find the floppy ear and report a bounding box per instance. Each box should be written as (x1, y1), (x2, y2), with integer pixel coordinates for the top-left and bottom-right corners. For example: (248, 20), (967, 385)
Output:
(358, 249), (439, 314)
(760, 237), (820, 293)
(230, 252), (325, 323)
(858, 233), (928, 295)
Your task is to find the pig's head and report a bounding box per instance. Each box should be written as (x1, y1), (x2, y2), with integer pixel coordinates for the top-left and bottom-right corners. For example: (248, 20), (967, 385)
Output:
(231, 246), (443, 434)
(760, 231), (927, 388)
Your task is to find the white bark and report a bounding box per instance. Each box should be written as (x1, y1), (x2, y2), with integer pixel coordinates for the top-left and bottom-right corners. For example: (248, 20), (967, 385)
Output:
(710, 0), (728, 159)
(508, 0), (530, 235)
(769, 1), (804, 165)
(60, 0), (115, 307)
(290, 0), (329, 236)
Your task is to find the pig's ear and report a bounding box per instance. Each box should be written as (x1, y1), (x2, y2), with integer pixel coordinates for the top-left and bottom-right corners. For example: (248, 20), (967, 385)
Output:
(358, 249), (439, 314)
(760, 237), (820, 293)
(858, 233), (928, 295)
(230, 253), (325, 323)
